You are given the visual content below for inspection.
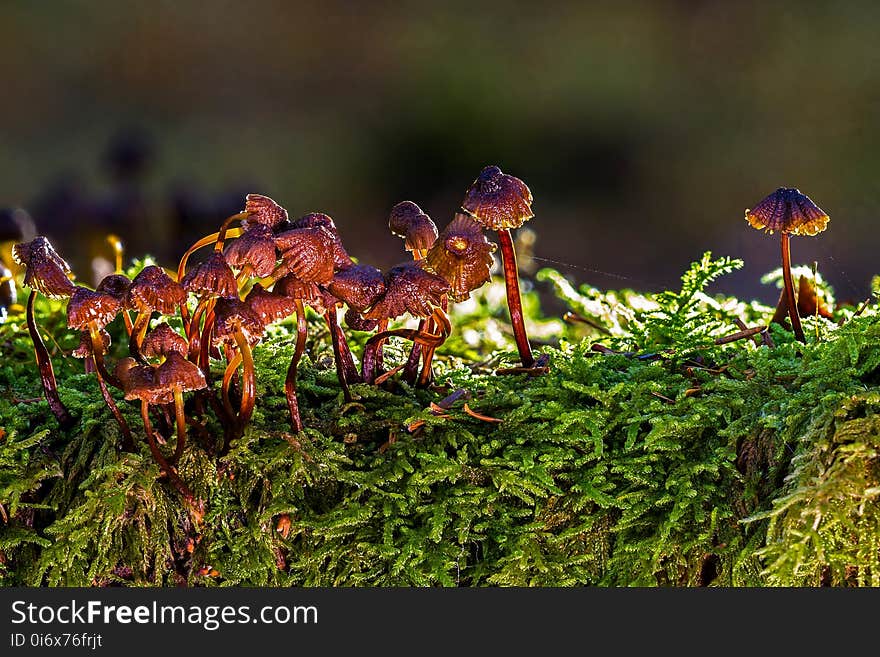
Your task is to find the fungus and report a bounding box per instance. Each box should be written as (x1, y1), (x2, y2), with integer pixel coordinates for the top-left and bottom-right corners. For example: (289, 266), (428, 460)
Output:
(290, 212), (352, 271)
(96, 273), (133, 335)
(67, 285), (123, 387)
(425, 213), (496, 302)
(180, 252), (238, 365)
(155, 351), (208, 464)
(388, 201), (438, 260)
(116, 357), (198, 510)
(327, 264), (386, 313)
(746, 187), (830, 343)
(126, 265), (185, 361)
(223, 223), (278, 281)
(213, 297), (264, 429)
(242, 193), (289, 230)
(461, 165), (536, 367)
(142, 322), (189, 359)
(12, 237), (75, 428)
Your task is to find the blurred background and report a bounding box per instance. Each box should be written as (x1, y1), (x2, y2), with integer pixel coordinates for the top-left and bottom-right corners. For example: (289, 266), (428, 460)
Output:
(1, 1), (879, 304)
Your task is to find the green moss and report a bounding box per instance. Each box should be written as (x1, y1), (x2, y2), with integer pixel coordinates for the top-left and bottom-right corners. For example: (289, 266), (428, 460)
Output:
(1, 253), (879, 586)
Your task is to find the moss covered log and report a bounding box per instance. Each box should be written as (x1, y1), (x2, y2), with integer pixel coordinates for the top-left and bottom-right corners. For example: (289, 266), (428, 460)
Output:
(1, 253), (879, 586)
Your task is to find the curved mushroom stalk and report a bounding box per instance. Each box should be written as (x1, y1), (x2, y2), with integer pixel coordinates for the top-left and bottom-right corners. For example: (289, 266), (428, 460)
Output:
(498, 228), (534, 367)
(26, 290), (74, 429)
(362, 326), (447, 385)
(139, 399), (198, 513)
(325, 308), (354, 402)
(417, 307), (452, 387)
(90, 349), (135, 452)
(284, 299), (308, 432)
(780, 232), (805, 344)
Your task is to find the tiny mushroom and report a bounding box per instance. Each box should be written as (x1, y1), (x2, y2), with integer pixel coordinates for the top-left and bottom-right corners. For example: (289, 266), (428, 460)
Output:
(67, 285), (122, 385)
(424, 212), (496, 302)
(126, 265), (185, 361)
(141, 322), (189, 360)
(96, 273), (133, 334)
(461, 165), (536, 368)
(223, 223), (278, 281)
(156, 351), (208, 464)
(290, 212), (352, 271)
(746, 187), (830, 343)
(212, 296), (264, 430)
(388, 201), (438, 260)
(181, 252), (238, 364)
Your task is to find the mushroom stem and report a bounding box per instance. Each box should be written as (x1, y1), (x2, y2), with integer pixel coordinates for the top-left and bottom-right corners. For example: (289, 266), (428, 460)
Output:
(781, 232), (806, 343)
(198, 307), (216, 375)
(233, 330), (256, 426)
(362, 326), (446, 384)
(121, 310), (133, 336)
(222, 351), (243, 421)
(284, 299), (308, 432)
(402, 320), (426, 384)
(171, 387), (187, 464)
(140, 399), (196, 506)
(417, 307), (451, 387)
(89, 324), (122, 389)
(497, 228), (534, 367)
(325, 309), (353, 402)
(25, 290), (74, 429)
(91, 351), (134, 451)
(129, 310), (152, 364)
(214, 211), (249, 253)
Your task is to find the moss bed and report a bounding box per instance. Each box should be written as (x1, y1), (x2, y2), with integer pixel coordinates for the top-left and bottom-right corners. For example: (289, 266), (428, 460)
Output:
(1, 252), (879, 586)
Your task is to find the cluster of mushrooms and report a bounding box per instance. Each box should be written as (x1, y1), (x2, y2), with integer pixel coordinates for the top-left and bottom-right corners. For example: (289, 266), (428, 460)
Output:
(12, 165), (543, 508)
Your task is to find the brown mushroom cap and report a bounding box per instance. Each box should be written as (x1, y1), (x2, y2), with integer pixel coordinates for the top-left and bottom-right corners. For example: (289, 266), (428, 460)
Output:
(181, 252), (238, 299)
(95, 273), (132, 301)
(116, 357), (170, 404)
(212, 297), (265, 346)
(243, 193), (289, 230)
(344, 307), (378, 332)
(156, 351), (207, 393)
(274, 273), (323, 308)
(12, 236), (76, 299)
(245, 283), (298, 325)
(273, 227), (336, 283)
(128, 265), (186, 313)
(388, 201), (439, 251)
(424, 213), (497, 302)
(461, 165), (534, 231)
(364, 262), (450, 320)
(326, 264), (386, 312)
(142, 322), (188, 359)
(72, 328), (111, 359)
(67, 286), (122, 330)
(223, 223), (278, 278)
(290, 213), (353, 270)
(745, 187), (830, 236)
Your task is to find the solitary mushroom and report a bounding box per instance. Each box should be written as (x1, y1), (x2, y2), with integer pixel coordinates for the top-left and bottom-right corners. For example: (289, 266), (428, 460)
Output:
(127, 265), (186, 361)
(746, 188), (830, 343)
(461, 165), (536, 368)
(12, 237), (75, 428)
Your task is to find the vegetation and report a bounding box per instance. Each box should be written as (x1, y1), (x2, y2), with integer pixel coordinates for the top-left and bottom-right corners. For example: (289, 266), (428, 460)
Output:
(2, 247), (878, 586)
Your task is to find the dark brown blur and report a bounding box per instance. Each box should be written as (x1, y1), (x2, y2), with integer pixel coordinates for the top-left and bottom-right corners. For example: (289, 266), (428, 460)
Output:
(2, 1), (878, 303)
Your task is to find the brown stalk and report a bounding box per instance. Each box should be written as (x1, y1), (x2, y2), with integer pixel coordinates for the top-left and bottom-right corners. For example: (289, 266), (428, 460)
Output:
(26, 290), (74, 429)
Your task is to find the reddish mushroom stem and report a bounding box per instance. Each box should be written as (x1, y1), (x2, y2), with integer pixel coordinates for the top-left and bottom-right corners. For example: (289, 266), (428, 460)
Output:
(781, 232), (806, 344)
(171, 387), (187, 464)
(325, 309), (353, 402)
(417, 305), (451, 387)
(26, 290), (74, 429)
(285, 299), (308, 432)
(402, 320), (427, 384)
(498, 228), (534, 367)
(233, 330), (256, 426)
(140, 399), (196, 506)
(129, 309), (152, 364)
(362, 326), (445, 384)
(222, 351), (243, 421)
(374, 318), (388, 374)
(91, 351), (134, 451)
(88, 324), (122, 389)
(198, 307), (216, 375)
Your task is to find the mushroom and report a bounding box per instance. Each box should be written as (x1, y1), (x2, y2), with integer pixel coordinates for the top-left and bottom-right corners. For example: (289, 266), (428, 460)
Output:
(416, 212), (497, 384)
(212, 297), (264, 429)
(12, 237), (75, 428)
(223, 223), (278, 283)
(361, 262), (451, 384)
(96, 273), (133, 335)
(126, 265), (186, 362)
(180, 252), (238, 367)
(461, 165), (536, 367)
(388, 201), (438, 260)
(746, 187), (830, 343)
(67, 285), (123, 387)
(155, 351), (208, 464)
(115, 357), (199, 511)
(141, 321), (189, 359)
(289, 212), (353, 271)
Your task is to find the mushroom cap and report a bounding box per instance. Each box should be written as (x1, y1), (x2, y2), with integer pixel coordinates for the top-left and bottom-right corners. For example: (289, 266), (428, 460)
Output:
(290, 213), (353, 270)
(181, 252), (238, 299)
(745, 187), (830, 236)
(72, 328), (111, 359)
(243, 193), (289, 230)
(95, 273), (132, 301)
(274, 227), (336, 284)
(212, 297), (265, 346)
(156, 352), (207, 393)
(326, 263), (386, 312)
(461, 165), (534, 231)
(364, 261), (450, 320)
(142, 322), (188, 359)
(128, 265), (186, 313)
(344, 307), (378, 332)
(274, 273), (323, 308)
(424, 213), (497, 302)
(388, 201), (439, 251)
(223, 223), (278, 278)
(116, 357), (170, 404)
(67, 286), (122, 330)
(245, 283), (298, 325)
(12, 236), (76, 299)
